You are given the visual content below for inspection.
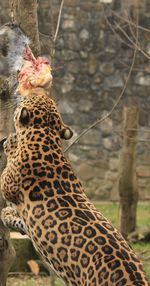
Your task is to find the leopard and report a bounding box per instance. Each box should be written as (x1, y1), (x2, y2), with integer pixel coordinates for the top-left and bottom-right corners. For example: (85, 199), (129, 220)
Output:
(1, 88), (149, 286)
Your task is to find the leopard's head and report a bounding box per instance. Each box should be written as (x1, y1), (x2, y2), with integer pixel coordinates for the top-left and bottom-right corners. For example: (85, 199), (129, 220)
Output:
(14, 90), (73, 140)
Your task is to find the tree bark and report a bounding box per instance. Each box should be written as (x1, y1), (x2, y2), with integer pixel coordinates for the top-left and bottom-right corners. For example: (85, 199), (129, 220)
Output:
(119, 106), (139, 239)
(0, 80), (16, 286)
(0, 1), (41, 285)
(0, 212), (16, 286)
(13, 0), (41, 56)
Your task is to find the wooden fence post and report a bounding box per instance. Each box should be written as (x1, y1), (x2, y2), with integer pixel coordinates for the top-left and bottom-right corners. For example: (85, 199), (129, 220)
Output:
(119, 105), (139, 239)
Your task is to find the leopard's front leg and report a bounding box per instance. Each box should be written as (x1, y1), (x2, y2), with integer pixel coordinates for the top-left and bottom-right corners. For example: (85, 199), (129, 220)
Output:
(1, 207), (27, 235)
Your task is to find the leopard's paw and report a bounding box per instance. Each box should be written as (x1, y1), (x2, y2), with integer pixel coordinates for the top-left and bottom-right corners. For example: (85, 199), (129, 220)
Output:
(1, 207), (27, 235)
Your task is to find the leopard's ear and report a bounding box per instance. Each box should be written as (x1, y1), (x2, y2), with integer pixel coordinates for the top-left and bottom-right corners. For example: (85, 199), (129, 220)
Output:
(19, 107), (30, 125)
(0, 137), (7, 151)
(60, 126), (73, 140)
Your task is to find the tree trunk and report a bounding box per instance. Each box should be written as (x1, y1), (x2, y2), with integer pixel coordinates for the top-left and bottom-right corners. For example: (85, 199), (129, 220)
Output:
(119, 106), (139, 239)
(0, 1), (41, 285)
(0, 211), (16, 286)
(0, 80), (16, 286)
(13, 0), (41, 56)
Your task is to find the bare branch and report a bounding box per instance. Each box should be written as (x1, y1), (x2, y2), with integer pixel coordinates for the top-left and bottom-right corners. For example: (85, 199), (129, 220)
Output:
(127, 128), (150, 133)
(64, 12), (139, 153)
(115, 21), (150, 60)
(111, 9), (150, 34)
(104, 11), (134, 50)
(117, 59), (143, 72)
(53, 0), (64, 44)
(101, 127), (150, 143)
(127, 14), (138, 43)
(104, 8), (150, 60)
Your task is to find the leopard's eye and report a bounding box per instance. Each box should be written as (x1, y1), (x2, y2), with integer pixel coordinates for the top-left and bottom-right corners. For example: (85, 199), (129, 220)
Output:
(19, 107), (30, 125)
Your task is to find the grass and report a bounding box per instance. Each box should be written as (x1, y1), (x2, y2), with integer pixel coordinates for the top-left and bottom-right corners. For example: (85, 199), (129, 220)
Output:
(132, 242), (150, 282)
(94, 202), (150, 282)
(94, 201), (150, 228)
(94, 201), (120, 226)
(7, 276), (54, 286)
(7, 202), (150, 285)
(7, 276), (63, 286)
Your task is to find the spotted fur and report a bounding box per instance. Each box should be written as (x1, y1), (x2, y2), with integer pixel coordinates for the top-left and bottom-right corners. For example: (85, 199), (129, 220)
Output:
(1, 89), (149, 285)
(1, 206), (27, 235)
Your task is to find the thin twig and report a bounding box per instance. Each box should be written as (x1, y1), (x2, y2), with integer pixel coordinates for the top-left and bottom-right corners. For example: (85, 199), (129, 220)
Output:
(53, 0), (64, 43)
(104, 12), (149, 63)
(64, 12), (139, 153)
(115, 21), (150, 60)
(127, 17), (150, 67)
(128, 14), (137, 43)
(117, 59), (143, 72)
(127, 128), (150, 133)
(114, 130), (150, 143)
(104, 11), (134, 50)
(104, 8), (150, 60)
(108, 127), (150, 134)
(111, 9), (150, 34)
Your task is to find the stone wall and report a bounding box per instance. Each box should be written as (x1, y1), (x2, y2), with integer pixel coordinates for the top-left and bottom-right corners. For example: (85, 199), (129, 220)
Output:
(1, 0), (150, 200)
